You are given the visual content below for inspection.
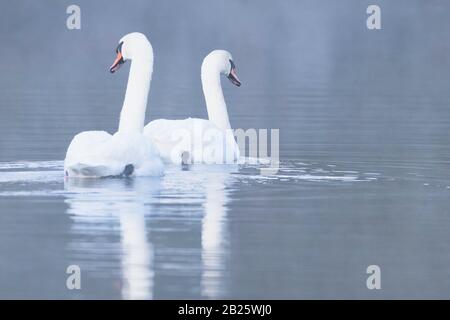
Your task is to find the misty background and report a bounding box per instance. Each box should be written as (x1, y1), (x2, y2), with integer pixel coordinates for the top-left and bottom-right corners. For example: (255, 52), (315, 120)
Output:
(0, 0), (449, 163)
(1, 1), (450, 299)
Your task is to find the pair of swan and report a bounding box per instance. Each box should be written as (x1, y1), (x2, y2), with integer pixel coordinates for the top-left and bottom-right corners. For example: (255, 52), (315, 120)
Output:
(64, 32), (241, 178)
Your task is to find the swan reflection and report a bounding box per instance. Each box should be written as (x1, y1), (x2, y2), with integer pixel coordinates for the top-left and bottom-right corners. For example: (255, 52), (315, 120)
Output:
(200, 168), (232, 298)
(64, 177), (161, 299)
(64, 164), (236, 299)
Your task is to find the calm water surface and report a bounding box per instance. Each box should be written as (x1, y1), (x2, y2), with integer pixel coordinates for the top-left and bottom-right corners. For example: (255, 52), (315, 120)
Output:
(1, 0), (450, 299)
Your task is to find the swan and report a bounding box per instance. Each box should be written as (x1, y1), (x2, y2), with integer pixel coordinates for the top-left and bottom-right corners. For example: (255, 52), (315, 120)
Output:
(143, 50), (241, 164)
(64, 32), (164, 178)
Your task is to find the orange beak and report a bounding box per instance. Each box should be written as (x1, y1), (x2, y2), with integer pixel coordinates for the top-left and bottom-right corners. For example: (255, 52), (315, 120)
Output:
(227, 66), (241, 87)
(110, 52), (124, 73)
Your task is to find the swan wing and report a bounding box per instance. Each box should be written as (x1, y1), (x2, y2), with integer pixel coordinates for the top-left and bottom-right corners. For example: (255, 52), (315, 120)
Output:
(64, 131), (164, 177)
(65, 131), (111, 159)
(144, 118), (239, 164)
(64, 131), (123, 177)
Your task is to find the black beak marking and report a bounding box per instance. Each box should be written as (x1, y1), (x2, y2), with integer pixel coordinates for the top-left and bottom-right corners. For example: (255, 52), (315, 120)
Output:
(110, 41), (125, 73)
(227, 59), (241, 87)
(116, 41), (123, 54)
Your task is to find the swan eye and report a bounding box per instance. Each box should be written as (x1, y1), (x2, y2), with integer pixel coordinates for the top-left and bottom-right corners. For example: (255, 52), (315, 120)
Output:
(115, 42), (123, 54)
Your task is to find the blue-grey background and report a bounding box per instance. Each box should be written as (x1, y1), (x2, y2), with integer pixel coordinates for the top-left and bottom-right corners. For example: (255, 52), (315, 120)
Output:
(0, 0), (450, 299)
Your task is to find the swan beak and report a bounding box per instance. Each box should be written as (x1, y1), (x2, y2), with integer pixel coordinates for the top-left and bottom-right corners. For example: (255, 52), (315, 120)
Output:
(228, 66), (241, 87)
(110, 52), (124, 73)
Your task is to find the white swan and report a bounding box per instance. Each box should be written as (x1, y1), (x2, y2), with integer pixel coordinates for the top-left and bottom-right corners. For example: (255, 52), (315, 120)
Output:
(144, 50), (241, 164)
(64, 32), (164, 178)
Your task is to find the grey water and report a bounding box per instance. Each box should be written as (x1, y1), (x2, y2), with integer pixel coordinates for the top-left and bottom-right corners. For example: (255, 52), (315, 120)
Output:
(1, 0), (450, 299)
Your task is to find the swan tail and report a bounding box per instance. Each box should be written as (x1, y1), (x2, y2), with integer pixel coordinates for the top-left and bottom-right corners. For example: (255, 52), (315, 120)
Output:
(65, 162), (122, 178)
(121, 164), (134, 177)
(181, 151), (191, 165)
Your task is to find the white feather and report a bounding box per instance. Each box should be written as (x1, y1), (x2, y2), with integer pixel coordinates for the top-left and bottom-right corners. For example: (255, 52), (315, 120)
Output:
(64, 33), (164, 178)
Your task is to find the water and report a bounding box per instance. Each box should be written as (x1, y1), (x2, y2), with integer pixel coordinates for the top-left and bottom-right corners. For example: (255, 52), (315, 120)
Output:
(1, 0), (450, 299)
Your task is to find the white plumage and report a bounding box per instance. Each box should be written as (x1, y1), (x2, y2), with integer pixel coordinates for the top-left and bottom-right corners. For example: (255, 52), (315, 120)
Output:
(64, 32), (164, 178)
(144, 118), (239, 164)
(65, 131), (163, 177)
(144, 50), (241, 164)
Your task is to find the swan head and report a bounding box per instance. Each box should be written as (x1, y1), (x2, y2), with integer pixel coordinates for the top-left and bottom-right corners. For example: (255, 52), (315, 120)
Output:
(110, 32), (153, 73)
(202, 50), (241, 87)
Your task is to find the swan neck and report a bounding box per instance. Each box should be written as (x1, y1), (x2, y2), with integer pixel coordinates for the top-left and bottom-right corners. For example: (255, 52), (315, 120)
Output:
(118, 55), (152, 133)
(201, 68), (231, 131)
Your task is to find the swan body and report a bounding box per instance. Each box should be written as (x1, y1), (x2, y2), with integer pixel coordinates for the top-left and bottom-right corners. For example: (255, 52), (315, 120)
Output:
(144, 117), (239, 164)
(65, 131), (163, 177)
(144, 50), (241, 164)
(64, 32), (164, 178)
